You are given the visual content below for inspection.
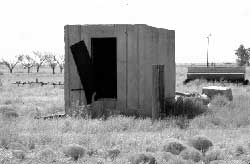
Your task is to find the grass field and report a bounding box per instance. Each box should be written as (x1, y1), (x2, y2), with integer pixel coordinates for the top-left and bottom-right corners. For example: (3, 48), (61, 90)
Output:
(1, 64), (250, 163)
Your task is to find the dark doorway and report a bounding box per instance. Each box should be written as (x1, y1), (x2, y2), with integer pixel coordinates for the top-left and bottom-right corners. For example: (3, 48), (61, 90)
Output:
(91, 38), (117, 100)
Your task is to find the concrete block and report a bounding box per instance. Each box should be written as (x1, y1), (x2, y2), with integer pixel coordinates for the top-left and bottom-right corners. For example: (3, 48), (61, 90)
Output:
(202, 86), (233, 101)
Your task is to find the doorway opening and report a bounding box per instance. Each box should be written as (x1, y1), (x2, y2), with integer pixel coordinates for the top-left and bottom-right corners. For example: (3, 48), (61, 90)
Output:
(91, 37), (117, 100)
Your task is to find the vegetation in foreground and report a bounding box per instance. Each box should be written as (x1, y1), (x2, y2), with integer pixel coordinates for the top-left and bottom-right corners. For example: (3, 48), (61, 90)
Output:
(1, 65), (250, 163)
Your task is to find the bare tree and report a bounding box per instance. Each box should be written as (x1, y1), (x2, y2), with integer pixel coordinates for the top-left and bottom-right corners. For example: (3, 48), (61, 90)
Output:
(1, 55), (23, 73)
(55, 54), (64, 73)
(20, 54), (35, 74)
(33, 51), (46, 73)
(45, 53), (57, 74)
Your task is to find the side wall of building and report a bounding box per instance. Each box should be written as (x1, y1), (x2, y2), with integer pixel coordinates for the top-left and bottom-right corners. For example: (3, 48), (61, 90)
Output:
(137, 25), (175, 116)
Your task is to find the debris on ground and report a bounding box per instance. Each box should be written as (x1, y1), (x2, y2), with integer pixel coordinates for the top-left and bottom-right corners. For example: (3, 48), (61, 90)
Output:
(202, 86), (233, 101)
(175, 91), (210, 105)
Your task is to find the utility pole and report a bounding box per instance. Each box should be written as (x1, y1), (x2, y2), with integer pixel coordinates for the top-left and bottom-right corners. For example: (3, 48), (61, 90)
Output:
(206, 34), (211, 67)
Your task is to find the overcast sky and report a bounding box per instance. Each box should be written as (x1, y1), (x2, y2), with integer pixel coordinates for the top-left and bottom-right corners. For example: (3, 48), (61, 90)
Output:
(0, 0), (250, 63)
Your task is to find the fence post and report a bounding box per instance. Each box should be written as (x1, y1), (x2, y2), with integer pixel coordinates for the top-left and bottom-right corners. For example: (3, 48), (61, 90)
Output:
(152, 64), (165, 121)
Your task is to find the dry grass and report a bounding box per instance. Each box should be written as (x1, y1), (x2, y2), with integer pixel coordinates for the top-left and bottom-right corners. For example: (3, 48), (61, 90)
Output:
(0, 65), (250, 163)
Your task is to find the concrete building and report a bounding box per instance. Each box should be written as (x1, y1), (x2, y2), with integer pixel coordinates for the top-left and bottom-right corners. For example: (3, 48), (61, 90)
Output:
(64, 24), (175, 117)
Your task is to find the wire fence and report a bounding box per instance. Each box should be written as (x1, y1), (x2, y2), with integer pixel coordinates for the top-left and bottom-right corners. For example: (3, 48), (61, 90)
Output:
(12, 80), (64, 87)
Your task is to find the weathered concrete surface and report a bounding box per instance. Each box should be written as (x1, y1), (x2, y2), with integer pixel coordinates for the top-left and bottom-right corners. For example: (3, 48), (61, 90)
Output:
(202, 86), (233, 101)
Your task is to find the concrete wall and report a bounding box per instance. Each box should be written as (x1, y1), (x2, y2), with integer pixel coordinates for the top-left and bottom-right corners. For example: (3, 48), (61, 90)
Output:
(187, 66), (245, 81)
(64, 24), (175, 117)
(188, 67), (246, 73)
(136, 25), (175, 115)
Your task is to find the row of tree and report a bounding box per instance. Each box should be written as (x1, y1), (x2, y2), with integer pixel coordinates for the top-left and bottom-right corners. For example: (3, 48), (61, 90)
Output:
(235, 44), (250, 66)
(1, 51), (64, 74)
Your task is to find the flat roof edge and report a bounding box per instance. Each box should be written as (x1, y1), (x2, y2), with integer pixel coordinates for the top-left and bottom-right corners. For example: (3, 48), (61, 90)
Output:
(64, 24), (174, 31)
